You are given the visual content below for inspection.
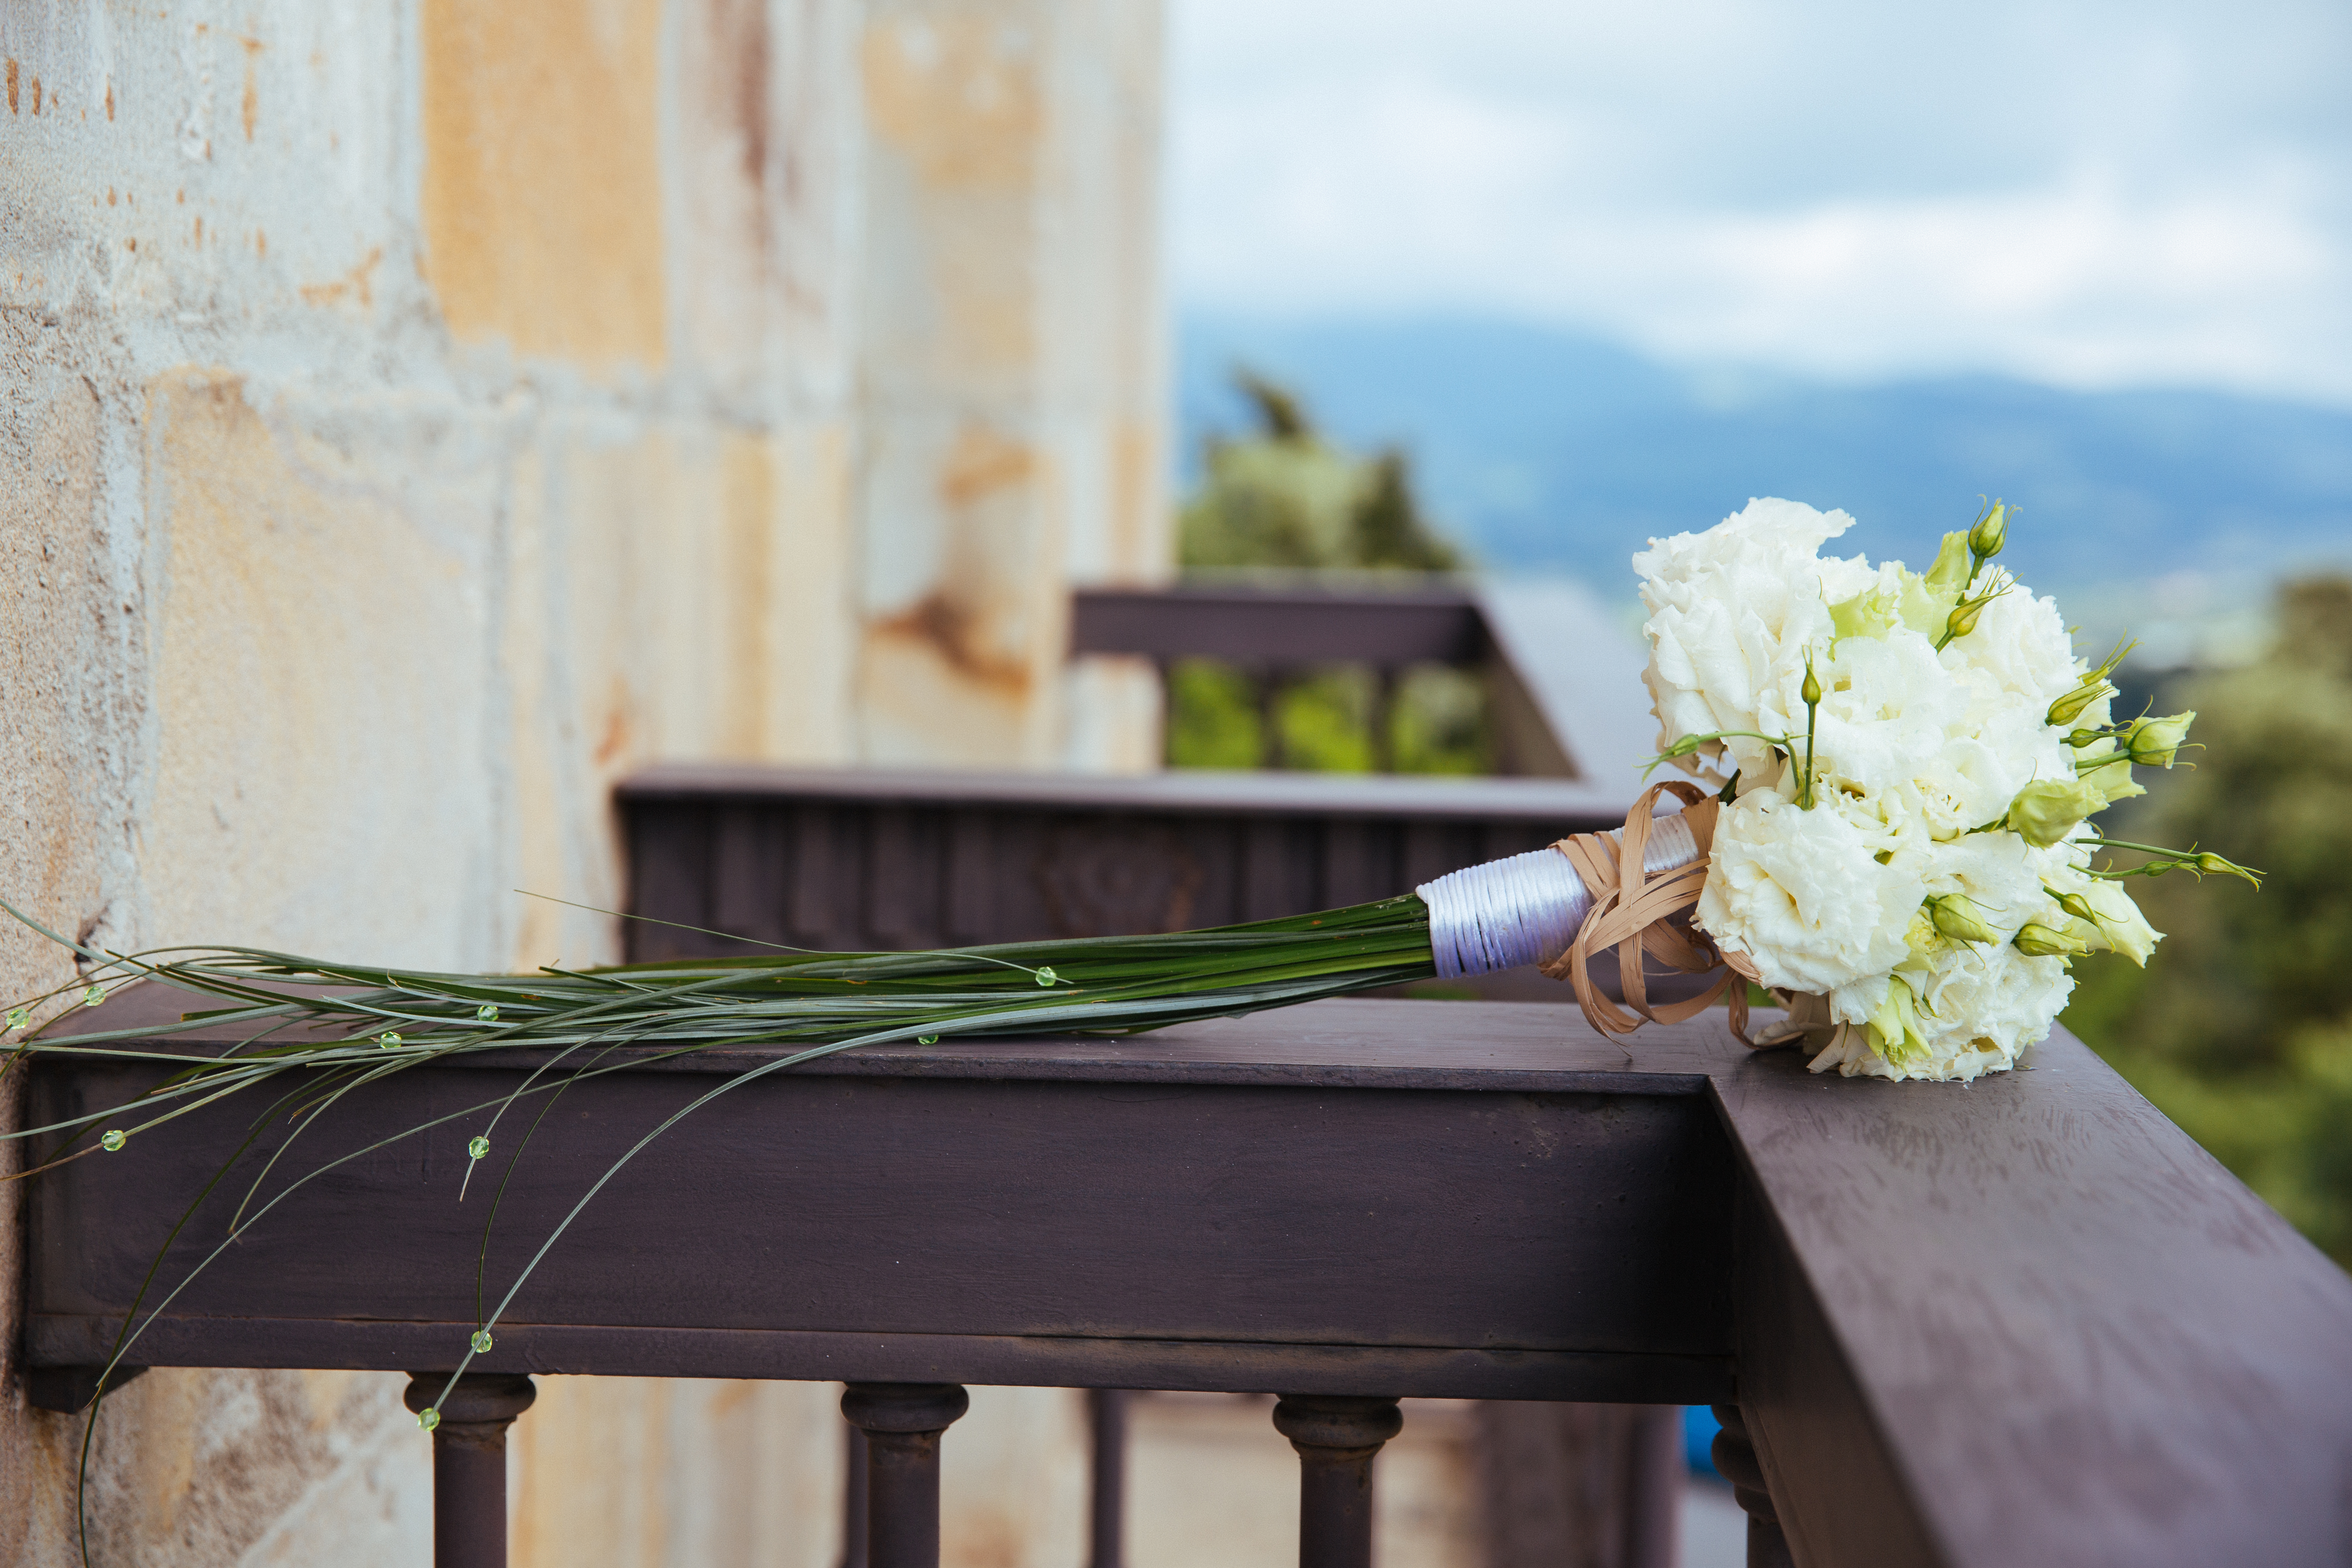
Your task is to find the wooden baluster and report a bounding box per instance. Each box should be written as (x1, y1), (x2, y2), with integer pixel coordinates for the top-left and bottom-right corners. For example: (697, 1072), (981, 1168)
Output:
(1368, 665), (1397, 773)
(1623, 1405), (1685, 1568)
(1088, 1389), (1130, 1568)
(1272, 1394), (1401, 1568)
(840, 1383), (970, 1568)
(403, 1372), (536, 1568)
(1258, 668), (1287, 768)
(1708, 1403), (1794, 1568)
(839, 1414), (871, 1568)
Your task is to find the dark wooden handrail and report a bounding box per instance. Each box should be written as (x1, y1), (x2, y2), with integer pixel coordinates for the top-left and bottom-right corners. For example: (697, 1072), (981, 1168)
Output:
(1070, 583), (1487, 666)
(615, 765), (1635, 973)
(27, 991), (2352, 1565)
(1067, 579), (1661, 781)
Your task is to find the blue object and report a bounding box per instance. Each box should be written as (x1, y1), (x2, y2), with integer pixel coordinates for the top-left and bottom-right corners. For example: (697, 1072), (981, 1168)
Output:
(1683, 1404), (1722, 1476)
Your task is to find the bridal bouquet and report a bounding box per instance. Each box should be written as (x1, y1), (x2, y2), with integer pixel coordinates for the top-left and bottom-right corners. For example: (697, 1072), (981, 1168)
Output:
(3, 490), (2256, 1427)
(1636, 497), (2245, 1081)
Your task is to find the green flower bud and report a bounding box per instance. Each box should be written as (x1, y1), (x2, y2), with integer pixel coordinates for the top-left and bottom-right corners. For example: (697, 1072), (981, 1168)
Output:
(1033, 967), (1059, 987)
(1944, 597), (1987, 644)
(2193, 852), (2263, 887)
(1801, 661), (1822, 708)
(471, 1330), (494, 1354)
(2013, 922), (2091, 958)
(1924, 530), (1973, 595)
(2051, 889), (2098, 924)
(2124, 710), (2195, 768)
(2047, 681), (2110, 728)
(1927, 895), (2000, 946)
(467, 1136), (490, 1160)
(2005, 777), (2104, 846)
(1866, 981), (1931, 1065)
(2062, 728), (2106, 748)
(100, 1129), (127, 1152)
(1968, 499), (2009, 562)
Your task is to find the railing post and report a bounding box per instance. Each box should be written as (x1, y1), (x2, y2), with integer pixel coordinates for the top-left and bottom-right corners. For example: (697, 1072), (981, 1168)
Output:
(403, 1372), (536, 1568)
(1257, 669), (1287, 768)
(840, 1382), (970, 1568)
(839, 1414), (871, 1568)
(1709, 1403), (1793, 1568)
(1272, 1394), (1401, 1568)
(1088, 1389), (1129, 1568)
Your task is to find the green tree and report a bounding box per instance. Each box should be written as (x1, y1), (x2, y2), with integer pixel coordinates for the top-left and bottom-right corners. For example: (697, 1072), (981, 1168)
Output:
(2066, 577), (2352, 1265)
(1168, 372), (1482, 772)
(1179, 373), (1463, 573)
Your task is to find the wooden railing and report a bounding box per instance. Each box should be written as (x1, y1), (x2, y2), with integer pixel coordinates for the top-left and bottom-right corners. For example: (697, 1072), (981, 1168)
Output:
(29, 989), (2352, 1566)
(1068, 580), (1659, 780)
(27, 595), (2350, 1568)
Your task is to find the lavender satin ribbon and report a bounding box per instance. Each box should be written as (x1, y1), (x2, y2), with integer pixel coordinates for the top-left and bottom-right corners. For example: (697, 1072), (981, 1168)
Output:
(1417, 815), (1702, 980)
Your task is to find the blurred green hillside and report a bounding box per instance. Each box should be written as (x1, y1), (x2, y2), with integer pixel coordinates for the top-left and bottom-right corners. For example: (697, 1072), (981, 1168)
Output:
(2065, 577), (2352, 1268)
(1168, 374), (1487, 774)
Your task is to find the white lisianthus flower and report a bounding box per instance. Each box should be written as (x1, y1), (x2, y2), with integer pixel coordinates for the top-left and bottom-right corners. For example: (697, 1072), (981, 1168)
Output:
(1636, 498), (1873, 781)
(1695, 790), (1917, 997)
(1810, 942), (2076, 1081)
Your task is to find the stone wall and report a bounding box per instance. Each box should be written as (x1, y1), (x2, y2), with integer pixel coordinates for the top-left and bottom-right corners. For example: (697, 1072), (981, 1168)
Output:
(0, 0), (1163, 1560)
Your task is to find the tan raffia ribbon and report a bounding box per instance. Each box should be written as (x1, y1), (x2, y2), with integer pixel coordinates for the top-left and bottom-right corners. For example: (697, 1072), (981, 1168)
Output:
(1536, 779), (1768, 1048)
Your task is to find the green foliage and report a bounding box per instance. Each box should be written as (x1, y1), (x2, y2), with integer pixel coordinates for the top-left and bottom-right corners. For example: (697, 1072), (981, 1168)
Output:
(2065, 576), (2352, 1265)
(1179, 372), (1463, 574)
(1169, 372), (1486, 773)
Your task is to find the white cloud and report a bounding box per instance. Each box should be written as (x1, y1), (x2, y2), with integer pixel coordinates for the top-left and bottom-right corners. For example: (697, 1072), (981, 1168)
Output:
(1170, 0), (2352, 404)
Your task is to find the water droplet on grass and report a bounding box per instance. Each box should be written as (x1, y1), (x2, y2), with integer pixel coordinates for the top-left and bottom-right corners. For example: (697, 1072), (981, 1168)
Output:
(468, 1136), (490, 1160)
(100, 1129), (126, 1152)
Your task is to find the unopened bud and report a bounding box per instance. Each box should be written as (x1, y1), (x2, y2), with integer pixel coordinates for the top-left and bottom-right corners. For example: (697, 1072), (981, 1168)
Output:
(1927, 896), (2000, 946)
(2005, 777), (2103, 847)
(2193, 852), (2262, 887)
(1924, 530), (1972, 595)
(1968, 499), (2009, 562)
(2051, 889), (2098, 924)
(2013, 922), (2090, 958)
(1944, 597), (1987, 644)
(2125, 710), (2195, 768)
(1801, 661), (1822, 708)
(2047, 682), (2109, 728)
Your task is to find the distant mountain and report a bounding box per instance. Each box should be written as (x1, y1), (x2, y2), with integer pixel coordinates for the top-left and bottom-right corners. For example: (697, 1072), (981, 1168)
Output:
(1177, 315), (2352, 604)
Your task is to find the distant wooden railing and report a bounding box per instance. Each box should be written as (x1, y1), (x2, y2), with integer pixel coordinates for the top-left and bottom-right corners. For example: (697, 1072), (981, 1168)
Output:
(1068, 580), (1657, 780)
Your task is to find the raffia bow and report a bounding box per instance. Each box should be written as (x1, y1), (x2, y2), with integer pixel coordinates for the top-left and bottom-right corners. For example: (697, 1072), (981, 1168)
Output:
(1536, 779), (1775, 1048)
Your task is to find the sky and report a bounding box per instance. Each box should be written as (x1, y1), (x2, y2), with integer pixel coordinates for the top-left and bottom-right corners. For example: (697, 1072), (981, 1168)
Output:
(1168, 0), (2352, 407)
